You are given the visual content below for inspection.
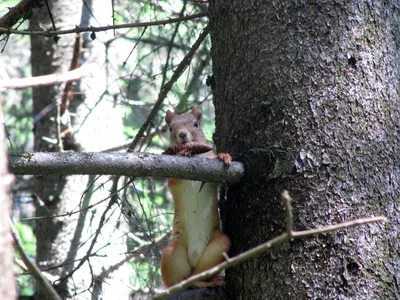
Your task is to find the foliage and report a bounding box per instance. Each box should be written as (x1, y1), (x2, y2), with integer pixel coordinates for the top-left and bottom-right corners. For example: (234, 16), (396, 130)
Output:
(14, 222), (36, 257)
(14, 222), (36, 296)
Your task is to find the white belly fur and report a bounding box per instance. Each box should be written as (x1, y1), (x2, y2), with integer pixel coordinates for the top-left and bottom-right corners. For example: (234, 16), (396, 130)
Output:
(181, 180), (216, 268)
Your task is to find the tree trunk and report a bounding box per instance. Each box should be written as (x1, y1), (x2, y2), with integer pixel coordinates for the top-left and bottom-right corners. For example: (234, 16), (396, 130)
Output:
(30, 1), (82, 297)
(209, 1), (399, 299)
(0, 97), (16, 300)
(30, 0), (127, 298)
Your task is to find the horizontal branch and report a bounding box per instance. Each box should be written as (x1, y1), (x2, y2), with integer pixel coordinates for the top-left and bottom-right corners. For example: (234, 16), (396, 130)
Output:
(9, 152), (244, 183)
(0, 12), (207, 37)
(0, 65), (90, 89)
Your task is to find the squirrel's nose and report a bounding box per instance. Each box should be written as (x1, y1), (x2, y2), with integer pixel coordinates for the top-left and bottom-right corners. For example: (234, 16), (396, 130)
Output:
(179, 131), (187, 138)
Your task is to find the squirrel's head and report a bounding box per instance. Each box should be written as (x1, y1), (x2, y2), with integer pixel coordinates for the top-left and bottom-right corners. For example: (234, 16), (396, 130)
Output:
(165, 105), (206, 145)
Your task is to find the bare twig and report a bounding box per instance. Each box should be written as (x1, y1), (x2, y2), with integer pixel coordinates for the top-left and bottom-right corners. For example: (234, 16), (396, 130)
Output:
(154, 190), (387, 299)
(122, 26), (147, 67)
(290, 217), (387, 237)
(23, 178), (134, 221)
(127, 25), (210, 152)
(0, 12), (208, 37)
(43, 0), (56, 32)
(0, 65), (91, 89)
(111, 0), (116, 36)
(10, 220), (62, 300)
(159, 1), (187, 88)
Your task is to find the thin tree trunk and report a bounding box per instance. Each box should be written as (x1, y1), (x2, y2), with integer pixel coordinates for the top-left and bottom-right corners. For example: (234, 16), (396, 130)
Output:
(30, 1), (83, 297)
(30, 0), (128, 298)
(209, 1), (399, 299)
(0, 97), (16, 300)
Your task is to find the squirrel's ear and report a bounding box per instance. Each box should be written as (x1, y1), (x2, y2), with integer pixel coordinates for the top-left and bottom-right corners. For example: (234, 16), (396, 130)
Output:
(191, 105), (202, 124)
(165, 110), (174, 125)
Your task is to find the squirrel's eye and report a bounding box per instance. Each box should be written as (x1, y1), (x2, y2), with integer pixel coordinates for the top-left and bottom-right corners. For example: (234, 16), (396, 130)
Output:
(194, 120), (199, 128)
(169, 127), (172, 132)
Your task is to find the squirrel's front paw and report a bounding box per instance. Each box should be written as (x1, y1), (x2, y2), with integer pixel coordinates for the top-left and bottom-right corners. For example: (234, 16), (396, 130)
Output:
(217, 153), (232, 167)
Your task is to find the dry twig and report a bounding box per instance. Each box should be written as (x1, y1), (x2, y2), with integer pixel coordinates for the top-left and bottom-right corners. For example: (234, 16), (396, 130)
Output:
(10, 220), (62, 300)
(0, 65), (90, 89)
(0, 12), (207, 37)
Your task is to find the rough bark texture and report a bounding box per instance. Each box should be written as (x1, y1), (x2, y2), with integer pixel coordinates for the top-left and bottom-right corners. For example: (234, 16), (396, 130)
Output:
(30, 1), (83, 298)
(9, 152), (244, 183)
(209, 1), (399, 299)
(0, 0), (43, 29)
(0, 98), (16, 300)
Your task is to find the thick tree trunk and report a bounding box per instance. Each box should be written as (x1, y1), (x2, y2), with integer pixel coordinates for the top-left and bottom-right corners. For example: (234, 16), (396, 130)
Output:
(209, 1), (399, 299)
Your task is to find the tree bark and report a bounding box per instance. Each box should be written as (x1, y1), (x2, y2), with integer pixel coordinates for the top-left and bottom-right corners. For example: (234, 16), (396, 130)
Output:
(0, 97), (16, 300)
(209, 1), (399, 299)
(0, 0), (43, 29)
(9, 152), (244, 183)
(30, 1), (84, 297)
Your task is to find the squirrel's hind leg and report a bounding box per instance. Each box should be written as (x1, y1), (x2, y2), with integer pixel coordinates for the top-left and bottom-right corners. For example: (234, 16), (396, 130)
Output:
(191, 232), (231, 287)
(161, 239), (191, 288)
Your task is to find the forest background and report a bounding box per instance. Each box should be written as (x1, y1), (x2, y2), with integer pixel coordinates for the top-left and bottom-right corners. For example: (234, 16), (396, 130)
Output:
(1, 0), (214, 298)
(0, 0), (398, 300)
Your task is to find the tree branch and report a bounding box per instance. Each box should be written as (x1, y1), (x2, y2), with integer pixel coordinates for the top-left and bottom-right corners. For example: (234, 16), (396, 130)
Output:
(0, 12), (208, 37)
(9, 152), (244, 183)
(154, 191), (387, 299)
(0, 0), (43, 29)
(0, 65), (91, 89)
(10, 220), (62, 300)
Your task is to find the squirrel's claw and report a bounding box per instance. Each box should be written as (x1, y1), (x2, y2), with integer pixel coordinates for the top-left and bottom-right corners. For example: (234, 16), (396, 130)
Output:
(217, 153), (232, 167)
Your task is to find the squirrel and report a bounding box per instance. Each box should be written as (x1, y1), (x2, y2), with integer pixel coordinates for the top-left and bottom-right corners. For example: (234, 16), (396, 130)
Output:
(161, 105), (231, 288)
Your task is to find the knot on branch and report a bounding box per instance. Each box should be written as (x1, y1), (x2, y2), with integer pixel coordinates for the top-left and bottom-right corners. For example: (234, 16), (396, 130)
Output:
(242, 148), (296, 183)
